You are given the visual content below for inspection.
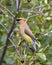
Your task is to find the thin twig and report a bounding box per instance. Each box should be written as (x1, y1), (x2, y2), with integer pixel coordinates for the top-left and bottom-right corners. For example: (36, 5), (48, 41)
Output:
(0, 3), (15, 17)
(16, 0), (20, 12)
(19, 5), (45, 13)
(26, 12), (44, 22)
(0, 21), (18, 51)
(0, 45), (14, 50)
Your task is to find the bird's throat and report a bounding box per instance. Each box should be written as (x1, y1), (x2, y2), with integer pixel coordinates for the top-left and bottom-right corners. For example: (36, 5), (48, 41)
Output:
(19, 20), (25, 24)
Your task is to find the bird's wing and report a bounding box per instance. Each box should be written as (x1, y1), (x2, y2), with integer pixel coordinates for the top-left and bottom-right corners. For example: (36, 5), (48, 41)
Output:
(25, 24), (37, 51)
(20, 24), (32, 43)
(25, 26), (36, 41)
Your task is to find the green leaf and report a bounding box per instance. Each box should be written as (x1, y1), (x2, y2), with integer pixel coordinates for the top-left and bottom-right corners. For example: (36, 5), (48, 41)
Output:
(36, 53), (46, 62)
(35, 63), (41, 65)
(5, 57), (14, 64)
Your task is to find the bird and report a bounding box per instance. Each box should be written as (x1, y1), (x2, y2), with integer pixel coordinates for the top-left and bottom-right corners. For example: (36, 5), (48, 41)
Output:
(17, 18), (37, 52)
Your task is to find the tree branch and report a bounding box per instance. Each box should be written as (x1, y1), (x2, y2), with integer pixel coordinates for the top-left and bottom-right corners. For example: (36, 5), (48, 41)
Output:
(0, 0), (20, 64)
(0, 3), (15, 17)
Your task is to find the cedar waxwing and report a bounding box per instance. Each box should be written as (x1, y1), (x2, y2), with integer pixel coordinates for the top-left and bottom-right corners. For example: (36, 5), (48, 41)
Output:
(17, 18), (37, 51)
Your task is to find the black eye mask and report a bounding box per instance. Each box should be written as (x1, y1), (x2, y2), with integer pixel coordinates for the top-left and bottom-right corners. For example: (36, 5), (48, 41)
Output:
(16, 18), (21, 21)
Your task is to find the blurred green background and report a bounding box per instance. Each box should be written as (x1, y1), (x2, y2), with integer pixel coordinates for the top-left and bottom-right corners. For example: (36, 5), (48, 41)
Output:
(0, 0), (52, 65)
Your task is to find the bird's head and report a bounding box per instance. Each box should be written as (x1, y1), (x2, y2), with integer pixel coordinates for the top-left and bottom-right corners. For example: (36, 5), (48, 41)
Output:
(17, 18), (26, 24)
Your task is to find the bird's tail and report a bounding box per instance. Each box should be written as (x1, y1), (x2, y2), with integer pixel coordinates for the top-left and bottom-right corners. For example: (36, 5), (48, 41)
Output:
(32, 40), (37, 52)
(28, 35), (37, 52)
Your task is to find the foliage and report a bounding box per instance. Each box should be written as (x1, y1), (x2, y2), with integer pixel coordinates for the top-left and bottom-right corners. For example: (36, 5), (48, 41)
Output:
(0, 0), (52, 65)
